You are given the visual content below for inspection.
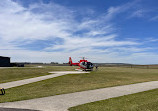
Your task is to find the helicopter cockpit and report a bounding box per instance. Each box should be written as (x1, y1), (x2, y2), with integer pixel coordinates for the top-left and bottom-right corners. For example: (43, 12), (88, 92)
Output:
(80, 62), (93, 69)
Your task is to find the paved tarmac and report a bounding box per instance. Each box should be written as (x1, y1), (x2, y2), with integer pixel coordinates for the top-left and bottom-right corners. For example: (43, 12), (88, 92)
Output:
(0, 71), (89, 89)
(0, 81), (158, 111)
(0, 107), (38, 111)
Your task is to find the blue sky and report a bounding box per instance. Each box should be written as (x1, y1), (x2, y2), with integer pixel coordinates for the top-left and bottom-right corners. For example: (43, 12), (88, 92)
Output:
(0, 0), (158, 64)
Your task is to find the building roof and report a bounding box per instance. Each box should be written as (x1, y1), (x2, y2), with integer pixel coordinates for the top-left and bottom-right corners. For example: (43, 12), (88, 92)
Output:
(0, 56), (10, 58)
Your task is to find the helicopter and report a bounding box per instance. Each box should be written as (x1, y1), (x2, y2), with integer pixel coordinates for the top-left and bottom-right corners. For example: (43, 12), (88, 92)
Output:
(68, 57), (94, 71)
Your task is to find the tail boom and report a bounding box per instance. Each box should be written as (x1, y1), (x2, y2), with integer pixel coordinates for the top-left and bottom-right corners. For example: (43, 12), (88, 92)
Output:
(68, 57), (79, 66)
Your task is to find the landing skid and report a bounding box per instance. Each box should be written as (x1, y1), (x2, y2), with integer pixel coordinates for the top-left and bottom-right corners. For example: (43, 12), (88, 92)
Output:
(75, 68), (93, 72)
(75, 68), (83, 71)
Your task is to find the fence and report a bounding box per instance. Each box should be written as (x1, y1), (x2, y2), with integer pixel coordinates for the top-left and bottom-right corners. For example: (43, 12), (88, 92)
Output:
(97, 64), (158, 69)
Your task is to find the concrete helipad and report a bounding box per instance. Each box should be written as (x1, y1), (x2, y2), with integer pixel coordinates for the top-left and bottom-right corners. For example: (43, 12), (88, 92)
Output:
(0, 71), (89, 89)
(0, 81), (158, 111)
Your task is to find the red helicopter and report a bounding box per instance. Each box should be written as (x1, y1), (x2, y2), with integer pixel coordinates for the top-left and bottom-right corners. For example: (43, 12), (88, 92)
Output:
(68, 57), (94, 71)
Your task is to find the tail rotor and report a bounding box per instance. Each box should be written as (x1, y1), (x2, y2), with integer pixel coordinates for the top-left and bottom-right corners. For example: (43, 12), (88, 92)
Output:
(68, 57), (73, 66)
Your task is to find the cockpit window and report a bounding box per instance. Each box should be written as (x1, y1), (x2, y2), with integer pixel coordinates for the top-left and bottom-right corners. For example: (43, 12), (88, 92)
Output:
(82, 62), (85, 65)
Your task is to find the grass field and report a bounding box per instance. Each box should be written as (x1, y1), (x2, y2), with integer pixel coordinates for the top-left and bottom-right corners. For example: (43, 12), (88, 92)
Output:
(0, 67), (158, 103)
(0, 66), (76, 83)
(69, 88), (158, 111)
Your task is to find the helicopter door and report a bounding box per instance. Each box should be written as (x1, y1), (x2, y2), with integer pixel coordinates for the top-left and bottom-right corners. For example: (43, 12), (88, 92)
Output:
(80, 62), (87, 68)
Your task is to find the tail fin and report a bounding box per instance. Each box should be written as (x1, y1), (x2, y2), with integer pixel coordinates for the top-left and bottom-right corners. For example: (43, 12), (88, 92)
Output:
(69, 57), (73, 66)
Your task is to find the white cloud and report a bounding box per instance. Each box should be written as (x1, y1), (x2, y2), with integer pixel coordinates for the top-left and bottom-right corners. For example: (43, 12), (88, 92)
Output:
(130, 10), (144, 18)
(0, 0), (74, 42)
(146, 38), (158, 42)
(150, 15), (158, 21)
(44, 35), (138, 52)
(105, 0), (140, 21)
(0, 0), (157, 64)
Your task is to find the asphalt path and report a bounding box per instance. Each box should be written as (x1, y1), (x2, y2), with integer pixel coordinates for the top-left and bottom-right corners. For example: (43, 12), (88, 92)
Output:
(0, 71), (89, 89)
(0, 81), (158, 111)
(0, 107), (38, 111)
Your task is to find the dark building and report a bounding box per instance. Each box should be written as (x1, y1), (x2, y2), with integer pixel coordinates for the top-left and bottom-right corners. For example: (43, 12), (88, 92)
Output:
(0, 56), (10, 67)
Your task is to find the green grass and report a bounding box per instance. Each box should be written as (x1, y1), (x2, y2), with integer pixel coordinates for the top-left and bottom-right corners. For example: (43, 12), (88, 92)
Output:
(0, 67), (158, 103)
(69, 88), (158, 111)
(0, 66), (76, 83)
